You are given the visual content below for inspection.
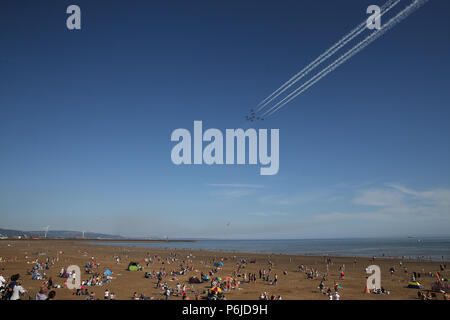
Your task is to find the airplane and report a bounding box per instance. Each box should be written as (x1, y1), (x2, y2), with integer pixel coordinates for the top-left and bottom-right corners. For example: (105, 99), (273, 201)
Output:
(245, 109), (267, 122)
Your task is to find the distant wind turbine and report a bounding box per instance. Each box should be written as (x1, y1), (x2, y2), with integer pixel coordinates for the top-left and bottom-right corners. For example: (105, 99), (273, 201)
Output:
(44, 225), (50, 238)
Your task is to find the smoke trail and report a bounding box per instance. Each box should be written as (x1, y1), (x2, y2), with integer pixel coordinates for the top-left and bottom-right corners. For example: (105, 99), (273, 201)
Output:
(256, 0), (400, 112)
(262, 0), (429, 118)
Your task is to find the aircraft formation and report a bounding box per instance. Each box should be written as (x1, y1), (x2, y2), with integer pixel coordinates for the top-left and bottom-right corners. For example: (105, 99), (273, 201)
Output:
(245, 109), (264, 122)
(249, 0), (429, 119)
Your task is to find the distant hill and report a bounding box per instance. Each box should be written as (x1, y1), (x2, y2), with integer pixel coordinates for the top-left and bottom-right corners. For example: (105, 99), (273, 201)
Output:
(0, 228), (125, 239)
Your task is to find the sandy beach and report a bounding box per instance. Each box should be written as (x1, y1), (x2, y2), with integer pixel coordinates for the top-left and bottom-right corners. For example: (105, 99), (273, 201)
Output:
(0, 239), (448, 300)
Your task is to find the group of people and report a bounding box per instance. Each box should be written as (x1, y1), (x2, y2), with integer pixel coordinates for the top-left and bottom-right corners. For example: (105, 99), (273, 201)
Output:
(258, 292), (282, 300)
(0, 272), (56, 300)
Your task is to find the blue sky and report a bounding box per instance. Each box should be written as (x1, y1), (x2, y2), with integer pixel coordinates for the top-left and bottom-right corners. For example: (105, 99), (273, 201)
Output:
(1, 0), (449, 238)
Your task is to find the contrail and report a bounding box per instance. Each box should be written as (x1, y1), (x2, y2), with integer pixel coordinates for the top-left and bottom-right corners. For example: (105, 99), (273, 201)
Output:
(262, 0), (429, 118)
(256, 0), (401, 113)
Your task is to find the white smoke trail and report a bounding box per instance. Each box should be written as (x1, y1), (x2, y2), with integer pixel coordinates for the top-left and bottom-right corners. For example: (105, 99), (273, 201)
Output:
(262, 0), (429, 118)
(256, 0), (401, 112)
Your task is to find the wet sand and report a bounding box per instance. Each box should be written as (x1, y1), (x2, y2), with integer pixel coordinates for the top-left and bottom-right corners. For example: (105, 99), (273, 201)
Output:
(0, 240), (447, 300)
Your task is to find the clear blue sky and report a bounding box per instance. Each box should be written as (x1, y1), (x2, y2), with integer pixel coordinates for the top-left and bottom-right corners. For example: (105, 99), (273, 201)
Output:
(1, 0), (449, 238)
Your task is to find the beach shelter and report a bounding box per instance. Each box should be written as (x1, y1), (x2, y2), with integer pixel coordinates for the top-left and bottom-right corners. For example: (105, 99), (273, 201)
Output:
(407, 281), (423, 289)
(127, 262), (140, 271)
(201, 274), (210, 282)
(104, 269), (112, 276)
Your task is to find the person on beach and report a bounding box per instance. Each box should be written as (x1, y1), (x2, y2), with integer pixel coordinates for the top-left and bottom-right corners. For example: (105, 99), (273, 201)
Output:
(5, 274), (19, 300)
(35, 287), (48, 300)
(319, 281), (324, 293)
(46, 290), (56, 300)
(165, 288), (170, 300)
(389, 267), (395, 276)
(85, 292), (95, 300)
(0, 272), (6, 290)
(10, 281), (26, 300)
(104, 289), (109, 300)
(71, 270), (77, 286)
(47, 276), (53, 289)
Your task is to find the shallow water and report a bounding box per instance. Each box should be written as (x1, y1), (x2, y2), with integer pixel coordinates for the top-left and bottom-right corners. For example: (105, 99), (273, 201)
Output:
(84, 237), (450, 261)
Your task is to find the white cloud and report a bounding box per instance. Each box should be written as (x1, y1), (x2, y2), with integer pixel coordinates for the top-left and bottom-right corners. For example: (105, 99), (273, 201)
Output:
(352, 189), (405, 207)
(248, 211), (293, 217)
(207, 184), (264, 188)
(351, 184), (450, 220)
(259, 189), (332, 206)
(312, 210), (396, 223)
(207, 183), (264, 198)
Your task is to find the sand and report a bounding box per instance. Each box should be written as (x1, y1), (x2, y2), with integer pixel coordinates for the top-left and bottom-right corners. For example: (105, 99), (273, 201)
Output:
(0, 240), (448, 300)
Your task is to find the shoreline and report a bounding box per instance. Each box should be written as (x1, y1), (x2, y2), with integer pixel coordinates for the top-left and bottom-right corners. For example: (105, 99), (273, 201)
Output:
(2, 238), (448, 262)
(79, 239), (450, 263)
(0, 238), (198, 243)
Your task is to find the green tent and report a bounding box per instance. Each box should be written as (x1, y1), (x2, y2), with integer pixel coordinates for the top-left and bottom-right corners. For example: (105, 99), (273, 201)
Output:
(127, 262), (140, 271)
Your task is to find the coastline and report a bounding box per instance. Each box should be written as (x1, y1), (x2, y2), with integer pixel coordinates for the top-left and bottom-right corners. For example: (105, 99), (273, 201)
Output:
(80, 238), (450, 263)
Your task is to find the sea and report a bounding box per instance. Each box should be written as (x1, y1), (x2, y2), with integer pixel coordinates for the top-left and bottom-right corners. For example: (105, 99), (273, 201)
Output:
(85, 237), (450, 261)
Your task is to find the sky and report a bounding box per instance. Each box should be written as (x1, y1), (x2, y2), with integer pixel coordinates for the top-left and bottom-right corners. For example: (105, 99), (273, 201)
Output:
(0, 0), (449, 239)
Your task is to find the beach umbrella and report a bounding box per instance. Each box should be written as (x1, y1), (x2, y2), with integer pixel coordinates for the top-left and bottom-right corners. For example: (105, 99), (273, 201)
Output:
(211, 287), (222, 293)
(212, 276), (221, 281)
